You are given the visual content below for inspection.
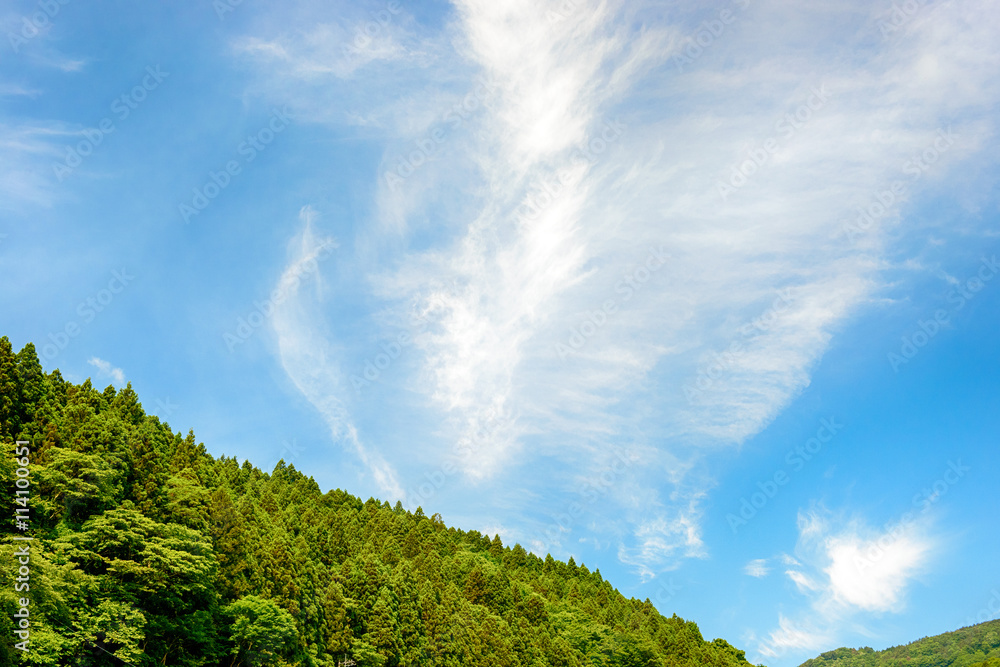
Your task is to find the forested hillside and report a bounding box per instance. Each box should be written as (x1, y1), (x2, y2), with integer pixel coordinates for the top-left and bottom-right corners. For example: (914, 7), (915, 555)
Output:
(0, 336), (760, 667)
(799, 620), (1000, 667)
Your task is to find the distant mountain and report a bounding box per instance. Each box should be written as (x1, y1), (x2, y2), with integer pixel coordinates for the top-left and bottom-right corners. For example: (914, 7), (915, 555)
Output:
(799, 620), (1000, 667)
(0, 336), (760, 667)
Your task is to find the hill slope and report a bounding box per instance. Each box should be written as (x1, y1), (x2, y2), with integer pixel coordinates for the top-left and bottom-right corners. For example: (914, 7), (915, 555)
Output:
(799, 620), (1000, 667)
(0, 336), (760, 667)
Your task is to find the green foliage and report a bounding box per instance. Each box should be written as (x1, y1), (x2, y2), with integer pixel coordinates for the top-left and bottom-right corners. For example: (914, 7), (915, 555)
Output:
(85, 600), (147, 663)
(225, 595), (298, 666)
(0, 337), (20, 440)
(799, 620), (1000, 667)
(0, 337), (763, 667)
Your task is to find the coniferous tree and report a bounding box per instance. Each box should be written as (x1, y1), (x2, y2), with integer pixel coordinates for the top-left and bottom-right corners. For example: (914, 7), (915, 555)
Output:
(0, 337), (780, 667)
(0, 336), (20, 440)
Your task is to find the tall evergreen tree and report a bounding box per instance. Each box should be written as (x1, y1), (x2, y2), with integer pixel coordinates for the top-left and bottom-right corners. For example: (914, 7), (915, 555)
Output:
(0, 336), (20, 440)
(0, 337), (777, 667)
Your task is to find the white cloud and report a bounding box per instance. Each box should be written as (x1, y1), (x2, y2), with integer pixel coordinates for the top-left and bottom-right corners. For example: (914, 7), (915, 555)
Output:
(48, 57), (86, 72)
(618, 496), (707, 579)
(232, 25), (409, 81)
(786, 569), (820, 593)
(87, 357), (125, 385)
(754, 507), (935, 662)
(824, 525), (931, 612)
(235, 0), (999, 575)
(798, 509), (934, 614)
(781, 554), (801, 566)
(758, 615), (832, 659)
(745, 558), (770, 578)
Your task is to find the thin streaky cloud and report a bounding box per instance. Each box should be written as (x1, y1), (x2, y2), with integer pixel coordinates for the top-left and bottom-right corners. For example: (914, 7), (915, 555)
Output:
(234, 0), (999, 576)
(271, 208), (405, 500)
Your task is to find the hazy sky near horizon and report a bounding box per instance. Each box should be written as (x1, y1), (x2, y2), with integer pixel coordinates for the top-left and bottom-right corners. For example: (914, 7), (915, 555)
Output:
(2, 0), (999, 664)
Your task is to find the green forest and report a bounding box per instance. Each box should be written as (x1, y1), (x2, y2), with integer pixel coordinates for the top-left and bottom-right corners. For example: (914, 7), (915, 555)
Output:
(0, 335), (762, 666)
(797, 620), (1000, 667)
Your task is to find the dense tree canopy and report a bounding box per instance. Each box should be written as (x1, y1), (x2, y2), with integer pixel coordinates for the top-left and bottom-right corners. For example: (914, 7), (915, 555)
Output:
(1, 334), (761, 666)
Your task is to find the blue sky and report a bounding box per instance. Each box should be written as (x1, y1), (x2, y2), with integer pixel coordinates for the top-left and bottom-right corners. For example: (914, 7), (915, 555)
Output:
(2, 0), (999, 664)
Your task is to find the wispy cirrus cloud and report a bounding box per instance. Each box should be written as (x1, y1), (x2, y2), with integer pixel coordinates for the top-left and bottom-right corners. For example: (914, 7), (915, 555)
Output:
(0, 121), (79, 209)
(241, 0), (999, 576)
(0, 84), (42, 98)
(758, 614), (835, 659)
(270, 207), (405, 500)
